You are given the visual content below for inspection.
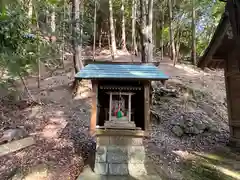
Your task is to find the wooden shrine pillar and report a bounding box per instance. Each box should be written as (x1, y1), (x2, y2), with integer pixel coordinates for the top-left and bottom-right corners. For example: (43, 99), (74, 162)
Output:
(225, 52), (240, 148)
(144, 81), (150, 132)
(90, 80), (98, 136)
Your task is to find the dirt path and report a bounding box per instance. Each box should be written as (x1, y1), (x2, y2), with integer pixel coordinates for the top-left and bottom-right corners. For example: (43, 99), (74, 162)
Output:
(0, 51), (239, 180)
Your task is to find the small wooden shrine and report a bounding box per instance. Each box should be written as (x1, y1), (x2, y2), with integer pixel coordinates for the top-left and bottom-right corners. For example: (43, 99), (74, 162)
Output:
(198, 0), (240, 148)
(75, 62), (169, 135)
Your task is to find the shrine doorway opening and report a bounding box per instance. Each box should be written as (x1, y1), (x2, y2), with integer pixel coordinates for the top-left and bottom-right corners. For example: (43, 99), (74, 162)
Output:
(97, 80), (145, 130)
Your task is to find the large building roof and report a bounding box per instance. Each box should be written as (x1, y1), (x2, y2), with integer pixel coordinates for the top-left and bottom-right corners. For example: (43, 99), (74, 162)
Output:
(75, 63), (169, 81)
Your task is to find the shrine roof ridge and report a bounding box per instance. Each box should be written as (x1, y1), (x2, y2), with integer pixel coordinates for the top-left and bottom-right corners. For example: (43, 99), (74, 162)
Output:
(75, 63), (169, 81)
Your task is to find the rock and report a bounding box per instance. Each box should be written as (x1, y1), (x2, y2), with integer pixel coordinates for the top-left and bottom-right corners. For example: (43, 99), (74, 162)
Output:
(184, 126), (200, 135)
(170, 116), (185, 127)
(172, 126), (184, 137)
(194, 120), (206, 131)
(185, 119), (194, 127)
(0, 126), (28, 144)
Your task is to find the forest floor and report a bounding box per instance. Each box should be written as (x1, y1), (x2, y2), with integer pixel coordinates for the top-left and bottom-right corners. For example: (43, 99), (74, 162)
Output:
(0, 49), (240, 180)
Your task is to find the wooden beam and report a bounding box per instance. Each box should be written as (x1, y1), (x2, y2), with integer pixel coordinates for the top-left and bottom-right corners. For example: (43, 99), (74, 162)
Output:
(224, 56), (234, 140)
(229, 120), (240, 127)
(128, 94), (132, 122)
(106, 92), (135, 96)
(109, 92), (112, 121)
(90, 80), (98, 136)
(144, 81), (150, 131)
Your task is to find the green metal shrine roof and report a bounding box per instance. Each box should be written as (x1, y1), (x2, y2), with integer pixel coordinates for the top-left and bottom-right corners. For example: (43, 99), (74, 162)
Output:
(75, 63), (169, 80)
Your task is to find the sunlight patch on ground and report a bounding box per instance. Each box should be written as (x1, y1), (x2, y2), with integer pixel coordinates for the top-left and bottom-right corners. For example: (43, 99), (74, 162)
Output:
(193, 151), (224, 161)
(74, 91), (93, 100)
(175, 64), (205, 76)
(214, 165), (240, 180)
(41, 117), (67, 139)
(172, 150), (196, 160)
(27, 106), (42, 119)
(23, 164), (50, 180)
(175, 150), (240, 180)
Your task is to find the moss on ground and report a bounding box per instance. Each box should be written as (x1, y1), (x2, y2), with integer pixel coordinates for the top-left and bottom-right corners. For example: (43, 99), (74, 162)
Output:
(181, 151), (240, 180)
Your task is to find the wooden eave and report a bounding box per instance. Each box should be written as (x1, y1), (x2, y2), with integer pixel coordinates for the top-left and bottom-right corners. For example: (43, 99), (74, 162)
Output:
(197, 14), (229, 69)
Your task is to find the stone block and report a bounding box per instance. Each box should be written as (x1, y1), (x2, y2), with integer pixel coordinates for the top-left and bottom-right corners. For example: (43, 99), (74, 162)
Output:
(94, 163), (108, 175)
(107, 176), (132, 180)
(128, 146), (146, 163)
(107, 146), (128, 163)
(109, 136), (143, 146)
(131, 175), (162, 180)
(0, 137), (35, 157)
(96, 146), (107, 162)
(108, 163), (129, 175)
(96, 136), (109, 146)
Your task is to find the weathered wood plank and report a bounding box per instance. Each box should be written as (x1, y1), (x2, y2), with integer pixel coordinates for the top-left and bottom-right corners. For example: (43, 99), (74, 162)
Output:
(144, 81), (150, 131)
(90, 80), (98, 136)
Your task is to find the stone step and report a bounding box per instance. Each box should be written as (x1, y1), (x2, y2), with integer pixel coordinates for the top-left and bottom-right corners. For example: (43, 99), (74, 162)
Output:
(94, 162), (159, 176)
(96, 129), (147, 137)
(96, 136), (143, 146)
(78, 166), (162, 180)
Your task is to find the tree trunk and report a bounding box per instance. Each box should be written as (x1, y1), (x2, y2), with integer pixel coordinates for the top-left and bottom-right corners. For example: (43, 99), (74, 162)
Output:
(80, 1), (84, 61)
(99, 23), (103, 49)
(191, 0), (197, 65)
(168, 0), (176, 65)
(131, 0), (137, 56)
(160, 7), (164, 61)
(109, 0), (117, 57)
(121, 0), (127, 50)
(61, 0), (66, 68)
(140, 0), (147, 63)
(175, 30), (181, 62)
(147, 0), (153, 62)
(72, 0), (83, 73)
(93, 0), (97, 59)
(28, 0), (32, 31)
(51, 7), (56, 33)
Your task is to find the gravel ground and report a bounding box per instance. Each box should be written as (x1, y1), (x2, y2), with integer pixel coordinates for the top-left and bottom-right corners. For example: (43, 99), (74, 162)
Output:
(0, 58), (239, 180)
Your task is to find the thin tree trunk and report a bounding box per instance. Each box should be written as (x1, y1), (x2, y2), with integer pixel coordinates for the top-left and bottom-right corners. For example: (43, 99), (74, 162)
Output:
(72, 0), (83, 73)
(28, 0), (32, 31)
(168, 0), (176, 65)
(34, 10), (41, 88)
(80, 1), (84, 62)
(61, 0), (66, 68)
(121, 0), (127, 50)
(191, 0), (197, 65)
(93, 0), (97, 59)
(99, 24), (102, 49)
(108, 31), (111, 50)
(140, 0), (147, 63)
(175, 30), (181, 62)
(19, 73), (35, 102)
(160, 6), (164, 61)
(51, 7), (56, 33)
(147, 0), (153, 62)
(109, 0), (117, 58)
(131, 0), (137, 56)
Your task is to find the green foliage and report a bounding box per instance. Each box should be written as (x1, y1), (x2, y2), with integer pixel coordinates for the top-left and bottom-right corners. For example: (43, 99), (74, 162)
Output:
(0, 3), (39, 78)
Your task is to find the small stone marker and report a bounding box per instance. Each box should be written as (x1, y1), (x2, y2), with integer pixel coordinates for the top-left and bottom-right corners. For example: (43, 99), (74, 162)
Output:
(0, 137), (35, 157)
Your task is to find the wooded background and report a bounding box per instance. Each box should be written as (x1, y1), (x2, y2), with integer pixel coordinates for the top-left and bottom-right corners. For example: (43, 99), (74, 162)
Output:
(0, 0), (225, 98)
